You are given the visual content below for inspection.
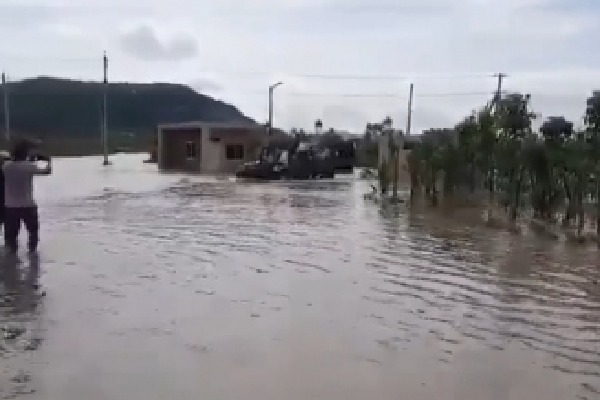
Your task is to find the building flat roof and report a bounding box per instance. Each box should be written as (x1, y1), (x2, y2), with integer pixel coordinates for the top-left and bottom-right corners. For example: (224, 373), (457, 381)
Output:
(158, 121), (264, 131)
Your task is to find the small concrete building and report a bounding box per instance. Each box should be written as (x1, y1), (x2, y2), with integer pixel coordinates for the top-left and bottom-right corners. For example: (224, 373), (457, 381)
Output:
(157, 122), (267, 173)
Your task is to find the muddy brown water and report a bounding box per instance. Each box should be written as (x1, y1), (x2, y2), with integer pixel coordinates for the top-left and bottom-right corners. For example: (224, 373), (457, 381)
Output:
(1, 154), (599, 400)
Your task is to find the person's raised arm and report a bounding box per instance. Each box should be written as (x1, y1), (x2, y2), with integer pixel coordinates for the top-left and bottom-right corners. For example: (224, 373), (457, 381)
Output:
(27, 158), (52, 175)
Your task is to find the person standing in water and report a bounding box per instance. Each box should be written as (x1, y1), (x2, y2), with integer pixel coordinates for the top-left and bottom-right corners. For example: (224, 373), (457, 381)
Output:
(0, 152), (6, 233)
(2, 140), (51, 254)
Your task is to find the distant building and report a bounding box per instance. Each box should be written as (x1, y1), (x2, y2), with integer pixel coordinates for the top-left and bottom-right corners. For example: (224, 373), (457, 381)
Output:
(421, 128), (457, 146)
(331, 131), (361, 141)
(403, 134), (421, 149)
(157, 122), (267, 173)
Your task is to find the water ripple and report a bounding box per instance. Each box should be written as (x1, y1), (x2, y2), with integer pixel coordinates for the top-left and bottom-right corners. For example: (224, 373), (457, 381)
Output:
(2, 156), (598, 399)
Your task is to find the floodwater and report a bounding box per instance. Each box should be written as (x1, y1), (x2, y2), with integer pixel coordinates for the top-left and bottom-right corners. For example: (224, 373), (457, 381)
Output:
(1, 154), (599, 400)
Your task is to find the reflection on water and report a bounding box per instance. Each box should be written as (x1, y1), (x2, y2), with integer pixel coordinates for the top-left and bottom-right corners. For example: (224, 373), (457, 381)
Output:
(1, 154), (598, 399)
(1, 253), (43, 398)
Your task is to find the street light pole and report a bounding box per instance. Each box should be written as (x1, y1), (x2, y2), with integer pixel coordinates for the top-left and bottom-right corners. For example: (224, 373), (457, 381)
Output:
(267, 81), (283, 135)
(406, 83), (414, 136)
(102, 51), (111, 166)
(2, 72), (10, 143)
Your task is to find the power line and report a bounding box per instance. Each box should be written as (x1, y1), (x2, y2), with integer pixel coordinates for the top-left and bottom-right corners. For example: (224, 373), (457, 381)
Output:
(237, 90), (504, 99)
(0, 66), (497, 86)
(0, 55), (100, 63)
(289, 72), (496, 81)
(416, 91), (501, 98)
(283, 92), (402, 98)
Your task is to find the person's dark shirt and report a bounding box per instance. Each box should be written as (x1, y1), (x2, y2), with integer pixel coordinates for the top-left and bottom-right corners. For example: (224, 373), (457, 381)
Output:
(0, 160), (5, 208)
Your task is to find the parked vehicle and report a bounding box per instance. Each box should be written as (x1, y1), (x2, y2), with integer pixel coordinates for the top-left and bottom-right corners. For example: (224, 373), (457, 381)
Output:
(236, 139), (355, 180)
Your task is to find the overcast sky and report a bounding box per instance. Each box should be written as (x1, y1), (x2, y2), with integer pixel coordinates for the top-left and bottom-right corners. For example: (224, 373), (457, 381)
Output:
(1, 0), (598, 133)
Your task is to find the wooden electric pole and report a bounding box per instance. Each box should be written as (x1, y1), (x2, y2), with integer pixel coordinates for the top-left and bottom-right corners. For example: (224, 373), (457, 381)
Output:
(494, 72), (507, 105)
(102, 51), (110, 166)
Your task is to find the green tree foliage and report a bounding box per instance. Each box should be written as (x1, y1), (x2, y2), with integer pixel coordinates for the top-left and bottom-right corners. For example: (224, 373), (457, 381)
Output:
(584, 91), (600, 236)
(408, 90), (600, 240)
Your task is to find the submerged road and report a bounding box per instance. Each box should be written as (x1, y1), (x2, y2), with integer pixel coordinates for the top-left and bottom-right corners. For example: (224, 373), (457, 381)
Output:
(1, 154), (599, 400)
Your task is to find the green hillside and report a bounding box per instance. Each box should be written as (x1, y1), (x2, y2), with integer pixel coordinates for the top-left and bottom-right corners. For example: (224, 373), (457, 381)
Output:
(0, 77), (254, 155)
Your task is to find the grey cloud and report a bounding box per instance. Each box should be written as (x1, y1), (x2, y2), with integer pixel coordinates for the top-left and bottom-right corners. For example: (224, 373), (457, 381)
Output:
(0, 0), (598, 133)
(119, 26), (198, 61)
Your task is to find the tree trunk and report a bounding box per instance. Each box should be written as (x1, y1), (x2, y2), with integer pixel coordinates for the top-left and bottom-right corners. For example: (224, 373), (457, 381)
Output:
(508, 168), (517, 221)
(443, 170), (453, 196)
(422, 164), (429, 199)
(430, 168), (438, 206)
(392, 148), (399, 199)
(487, 167), (495, 220)
(531, 175), (546, 219)
(543, 188), (551, 220)
(596, 173), (600, 242)
(564, 199), (576, 227)
(469, 162), (476, 193)
(577, 190), (585, 237)
(513, 174), (523, 221)
(563, 179), (574, 227)
(409, 160), (419, 199)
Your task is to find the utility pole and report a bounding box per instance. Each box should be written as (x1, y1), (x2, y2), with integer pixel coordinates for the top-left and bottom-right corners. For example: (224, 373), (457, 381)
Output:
(494, 72), (507, 104)
(102, 51), (110, 166)
(2, 72), (10, 143)
(267, 81), (283, 136)
(405, 83), (414, 136)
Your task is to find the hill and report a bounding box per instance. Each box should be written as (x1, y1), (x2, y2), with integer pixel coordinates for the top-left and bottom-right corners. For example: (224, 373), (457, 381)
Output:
(0, 77), (254, 155)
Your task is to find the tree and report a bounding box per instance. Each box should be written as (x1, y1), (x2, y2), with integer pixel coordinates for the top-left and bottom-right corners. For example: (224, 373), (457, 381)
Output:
(564, 133), (593, 235)
(540, 116), (574, 143)
(471, 105), (497, 218)
(584, 91), (600, 239)
(400, 89), (600, 240)
(417, 129), (455, 205)
(495, 93), (536, 222)
(536, 116), (574, 222)
(455, 114), (479, 192)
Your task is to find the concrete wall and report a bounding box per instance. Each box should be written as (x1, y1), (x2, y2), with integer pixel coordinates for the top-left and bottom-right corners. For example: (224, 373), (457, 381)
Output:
(397, 149), (412, 184)
(377, 131), (412, 186)
(158, 127), (202, 171)
(201, 127), (265, 174)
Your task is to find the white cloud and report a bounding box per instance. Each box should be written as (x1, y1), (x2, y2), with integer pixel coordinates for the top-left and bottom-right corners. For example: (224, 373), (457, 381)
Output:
(0, 0), (598, 133)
